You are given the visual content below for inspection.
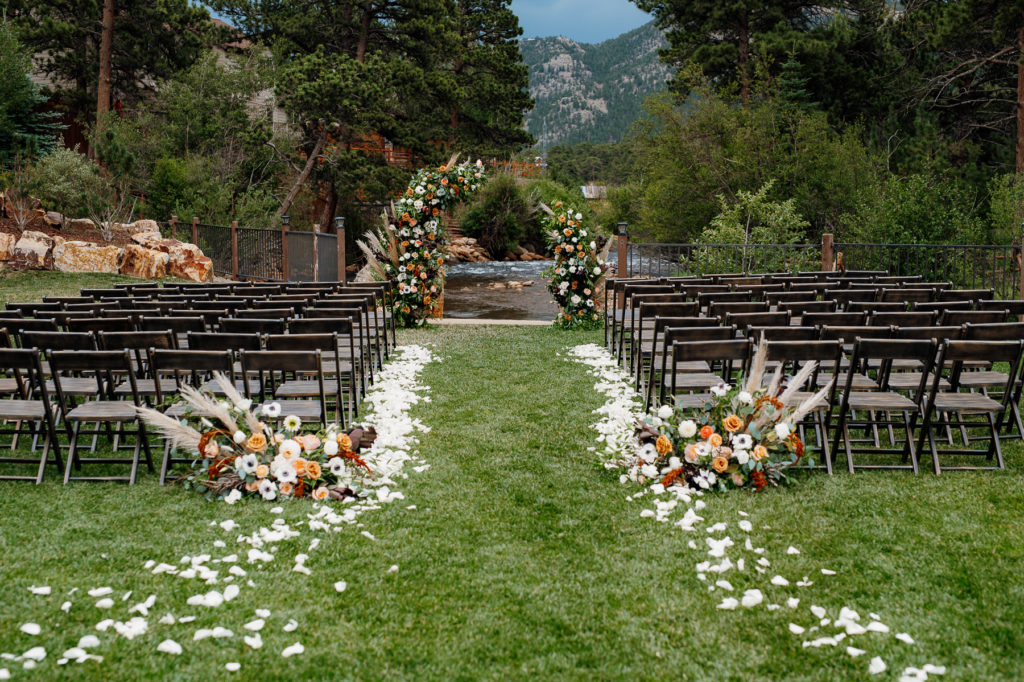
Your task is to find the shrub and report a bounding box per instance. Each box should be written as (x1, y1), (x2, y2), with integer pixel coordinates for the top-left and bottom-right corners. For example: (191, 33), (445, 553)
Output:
(28, 147), (103, 219)
(459, 173), (533, 257)
(987, 173), (1024, 244)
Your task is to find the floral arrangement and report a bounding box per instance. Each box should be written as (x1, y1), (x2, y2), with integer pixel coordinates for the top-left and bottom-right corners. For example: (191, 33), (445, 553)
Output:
(628, 344), (829, 492)
(540, 201), (610, 330)
(137, 375), (377, 502)
(358, 155), (487, 327)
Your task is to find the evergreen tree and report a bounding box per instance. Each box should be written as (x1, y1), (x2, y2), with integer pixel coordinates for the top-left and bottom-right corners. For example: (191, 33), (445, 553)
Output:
(3, 0), (213, 121)
(0, 21), (63, 165)
(776, 52), (815, 111)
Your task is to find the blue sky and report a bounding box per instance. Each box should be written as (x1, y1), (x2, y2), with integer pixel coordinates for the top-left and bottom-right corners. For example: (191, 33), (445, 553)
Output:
(511, 0), (652, 44)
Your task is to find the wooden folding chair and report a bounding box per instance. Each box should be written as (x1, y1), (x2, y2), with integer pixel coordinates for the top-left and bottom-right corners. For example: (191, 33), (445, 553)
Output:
(662, 338), (751, 410)
(917, 340), (1024, 473)
(240, 350), (329, 429)
(50, 350), (154, 484)
(267, 331), (353, 425)
(0, 348), (63, 483)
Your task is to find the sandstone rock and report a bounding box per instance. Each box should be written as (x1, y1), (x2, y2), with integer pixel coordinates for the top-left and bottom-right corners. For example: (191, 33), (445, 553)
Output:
(131, 231), (174, 252)
(44, 211), (64, 227)
(0, 233), (15, 261)
(119, 244), (168, 279)
(9, 230), (55, 269)
(53, 240), (122, 274)
(68, 218), (96, 230)
(168, 242), (213, 282)
(130, 219), (160, 234)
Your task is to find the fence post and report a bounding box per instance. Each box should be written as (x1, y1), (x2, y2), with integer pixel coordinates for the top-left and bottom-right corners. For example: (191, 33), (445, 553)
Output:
(312, 223), (320, 282)
(1018, 223), (1024, 300)
(281, 215), (290, 282)
(230, 220), (239, 280)
(191, 217), (198, 246)
(169, 215), (177, 240)
(821, 233), (834, 272)
(335, 216), (346, 286)
(617, 222), (628, 277)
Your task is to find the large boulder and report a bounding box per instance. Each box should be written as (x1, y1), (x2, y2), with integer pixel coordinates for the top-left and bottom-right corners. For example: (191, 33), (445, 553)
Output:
(67, 218), (96, 231)
(9, 230), (55, 270)
(131, 231), (212, 282)
(43, 211), (64, 227)
(0, 233), (15, 261)
(119, 244), (168, 279)
(111, 219), (160, 236)
(53, 240), (122, 274)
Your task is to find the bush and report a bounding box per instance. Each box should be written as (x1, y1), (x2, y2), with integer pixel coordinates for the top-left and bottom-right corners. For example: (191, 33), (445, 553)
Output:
(987, 173), (1024, 244)
(28, 147), (104, 219)
(148, 157), (190, 221)
(459, 173), (534, 257)
(841, 173), (987, 244)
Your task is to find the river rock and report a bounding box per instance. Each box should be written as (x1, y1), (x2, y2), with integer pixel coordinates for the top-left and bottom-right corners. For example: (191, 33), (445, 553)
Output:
(9, 230), (55, 269)
(53, 240), (122, 274)
(119, 244), (168, 279)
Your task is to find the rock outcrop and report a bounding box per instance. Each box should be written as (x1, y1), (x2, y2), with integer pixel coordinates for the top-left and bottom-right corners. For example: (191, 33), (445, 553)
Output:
(9, 230), (55, 270)
(53, 241), (122, 274)
(118, 244), (169, 279)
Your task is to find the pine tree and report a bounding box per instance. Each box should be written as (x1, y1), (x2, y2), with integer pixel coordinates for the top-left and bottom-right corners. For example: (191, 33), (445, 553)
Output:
(0, 22), (64, 166)
(777, 52), (815, 111)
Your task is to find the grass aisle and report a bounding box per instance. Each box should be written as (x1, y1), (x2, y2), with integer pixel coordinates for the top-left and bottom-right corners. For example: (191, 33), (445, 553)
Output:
(0, 323), (1022, 679)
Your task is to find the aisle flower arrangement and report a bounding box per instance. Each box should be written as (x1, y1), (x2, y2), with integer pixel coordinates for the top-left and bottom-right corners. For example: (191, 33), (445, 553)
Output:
(359, 155), (487, 327)
(541, 201), (609, 330)
(137, 375), (377, 502)
(629, 344), (830, 492)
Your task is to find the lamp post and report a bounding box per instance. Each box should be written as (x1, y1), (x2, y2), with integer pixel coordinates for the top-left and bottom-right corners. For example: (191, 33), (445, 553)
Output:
(335, 216), (346, 286)
(281, 215), (290, 281)
(616, 222), (628, 278)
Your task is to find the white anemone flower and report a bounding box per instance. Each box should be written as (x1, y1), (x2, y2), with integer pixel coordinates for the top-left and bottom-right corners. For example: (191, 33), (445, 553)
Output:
(261, 402), (282, 418)
(275, 465), (298, 485)
(774, 422), (791, 439)
(237, 454), (259, 476)
(737, 391), (753, 405)
(734, 450), (750, 465)
(283, 415), (302, 431)
(732, 433), (753, 450)
(328, 458), (346, 476)
(258, 479), (277, 501)
(232, 431), (246, 444)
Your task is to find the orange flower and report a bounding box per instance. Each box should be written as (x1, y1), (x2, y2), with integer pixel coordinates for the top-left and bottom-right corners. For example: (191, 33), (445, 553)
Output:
(558, 215), (567, 223)
(255, 464), (269, 479)
(312, 486), (329, 500)
(245, 433), (267, 453)
(709, 433), (723, 447)
(293, 458), (307, 476)
(337, 433), (353, 451)
(699, 425), (714, 439)
(245, 481), (259, 492)
(712, 456), (729, 473)
(297, 434), (320, 452)
(722, 414), (743, 432)
(753, 445), (769, 461)
(279, 482), (294, 496)
(655, 435), (673, 455)
(554, 201), (563, 208)
(305, 461), (322, 479)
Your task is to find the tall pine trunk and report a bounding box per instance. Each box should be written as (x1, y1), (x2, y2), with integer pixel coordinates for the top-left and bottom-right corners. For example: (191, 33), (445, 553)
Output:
(1017, 27), (1024, 174)
(96, 0), (115, 120)
(738, 13), (750, 109)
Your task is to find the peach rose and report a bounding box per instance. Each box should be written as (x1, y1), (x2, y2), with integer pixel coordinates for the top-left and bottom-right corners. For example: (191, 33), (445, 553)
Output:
(305, 461), (322, 480)
(245, 433), (267, 453)
(655, 435), (673, 456)
(255, 464), (269, 479)
(293, 458), (307, 476)
(203, 441), (220, 457)
(753, 445), (769, 462)
(699, 425), (714, 439)
(312, 487), (329, 501)
(709, 433), (723, 447)
(336, 434), (353, 451)
(245, 481), (259, 492)
(273, 433), (285, 444)
(279, 482), (294, 496)
(298, 434), (321, 452)
(722, 414), (743, 433)
(712, 456), (729, 473)
(684, 443), (702, 463)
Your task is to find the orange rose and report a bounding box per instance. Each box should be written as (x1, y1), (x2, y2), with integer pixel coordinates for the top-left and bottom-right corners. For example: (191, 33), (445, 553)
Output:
(699, 425), (714, 439)
(293, 458), (307, 476)
(655, 435), (673, 456)
(245, 433), (267, 453)
(722, 415), (743, 433)
(279, 482), (294, 496)
(255, 464), (269, 479)
(712, 456), (729, 473)
(312, 487), (329, 501)
(337, 434), (353, 451)
(709, 433), (723, 447)
(245, 481), (259, 492)
(305, 461), (322, 480)
(753, 445), (769, 461)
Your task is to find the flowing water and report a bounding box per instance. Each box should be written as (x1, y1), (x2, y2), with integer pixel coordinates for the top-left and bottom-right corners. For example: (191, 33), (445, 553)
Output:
(443, 260), (557, 321)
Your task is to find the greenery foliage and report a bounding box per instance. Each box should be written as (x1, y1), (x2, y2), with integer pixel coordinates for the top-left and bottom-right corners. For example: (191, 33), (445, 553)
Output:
(0, 22), (63, 165)
(459, 173), (536, 257)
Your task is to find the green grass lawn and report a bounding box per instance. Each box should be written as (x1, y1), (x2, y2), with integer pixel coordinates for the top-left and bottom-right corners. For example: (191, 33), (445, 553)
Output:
(0, 275), (1022, 679)
(0, 270), (190, 305)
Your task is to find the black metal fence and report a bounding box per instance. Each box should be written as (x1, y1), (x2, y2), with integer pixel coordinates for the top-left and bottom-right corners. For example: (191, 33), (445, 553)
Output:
(627, 243), (821, 278)
(835, 242), (1020, 299)
(236, 226), (284, 281)
(194, 223), (233, 276)
(317, 232), (339, 281)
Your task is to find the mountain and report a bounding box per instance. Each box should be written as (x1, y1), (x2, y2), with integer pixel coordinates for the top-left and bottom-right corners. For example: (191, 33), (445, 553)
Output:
(519, 20), (671, 150)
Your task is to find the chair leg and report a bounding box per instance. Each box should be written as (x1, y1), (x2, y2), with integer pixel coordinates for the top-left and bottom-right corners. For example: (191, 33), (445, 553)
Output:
(159, 441), (171, 485)
(128, 436), (141, 485)
(987, 413), (1006, 469)
(34, 434), (52, 485)
(64, 421), (81, 484)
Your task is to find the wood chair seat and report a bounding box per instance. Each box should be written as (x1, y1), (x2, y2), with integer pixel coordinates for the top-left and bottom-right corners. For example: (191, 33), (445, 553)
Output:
(887, 373), (949, 391)
(275, 380), (340, 397)
(114, 378), (180, 396)
(933, 392), (1003, 414)
(957, 371), (1010, 389)
(845, 391), (918, 411)
(673, 393), (712, 409)
(65, 400), (138, 422)
(262, 399), (323, 421)
(817, 373), (878, 390)
(0, 399), (48, 420)
(0, 378), (19, 393)
(667, 373), (726, 390)
(45, 377), (101, 395)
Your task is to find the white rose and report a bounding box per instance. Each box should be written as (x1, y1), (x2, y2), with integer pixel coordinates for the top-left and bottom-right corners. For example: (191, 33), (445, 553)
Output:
(323, 440), (339, 456)
(657, 405), (674, 420)
(775, 423), (791, 439)
(734, 450), (750, 465)
(593, 267), (601, 275)
(679, 420), (697, 438)
(737, 391), (753, 405)
(575, 213), (582, 220)
(233, 431), (246, 444)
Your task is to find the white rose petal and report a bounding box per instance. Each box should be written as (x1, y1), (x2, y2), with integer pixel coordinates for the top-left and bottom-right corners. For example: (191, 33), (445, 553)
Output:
(895, 633), (915, 645)
(334, 581), (347, 593)
(225, 662), (241, 672)
(88, 587), (112, 598)
(789, 623), (805, 635)
(281, 642), (304, 658)
(157, 640), (182, 655)
(94, 598), (114, 609)
(28, 586), (51, 596)
(846, 646), (866, 657)
(868, 657), (887, 675)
